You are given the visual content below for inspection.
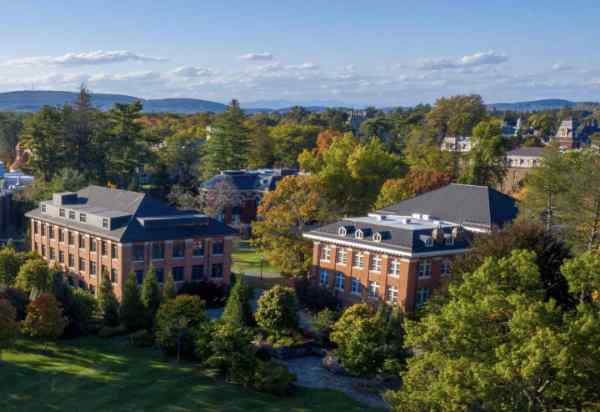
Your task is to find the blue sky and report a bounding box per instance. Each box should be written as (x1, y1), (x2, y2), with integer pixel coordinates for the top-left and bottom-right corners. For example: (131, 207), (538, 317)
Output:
(1, 1), (599, 106)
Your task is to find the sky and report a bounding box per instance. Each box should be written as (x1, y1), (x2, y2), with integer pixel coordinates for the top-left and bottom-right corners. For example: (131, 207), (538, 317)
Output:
(1, 0), (600, 107)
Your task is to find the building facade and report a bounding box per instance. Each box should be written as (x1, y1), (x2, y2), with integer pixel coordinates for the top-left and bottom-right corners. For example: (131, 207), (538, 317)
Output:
(303, 184), (518, 311)
(500, 147), (544, 194)
(26, 186), (237, 299)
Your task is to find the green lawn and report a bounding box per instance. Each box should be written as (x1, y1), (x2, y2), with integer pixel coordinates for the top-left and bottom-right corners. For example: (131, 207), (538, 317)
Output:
(232, 242), (279, 275)
(0, 337), (381, 412)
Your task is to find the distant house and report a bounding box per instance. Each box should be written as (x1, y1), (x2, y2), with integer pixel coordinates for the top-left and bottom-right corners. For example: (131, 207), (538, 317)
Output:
(347, 110), (367, 133)
(552, 118), (599, 149)
(26, 186), (237, 299)
(201, 169), (299, 237)
(501, 118), (522, 138)
(2, 171), (34, 192)
(303, 184), (518, 312)
(500, 146), (544, 194)
(442, 136), (473, 152)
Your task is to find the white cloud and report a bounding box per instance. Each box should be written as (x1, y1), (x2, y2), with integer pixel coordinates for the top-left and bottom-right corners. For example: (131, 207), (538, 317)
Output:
(416, 50), (508, 71)
(170, 66), (216, 78)
(237, 52), (274, 61)
(552, 62), (575, 72)
(3, 50), (166, 67)
(284, 62), (319, 70)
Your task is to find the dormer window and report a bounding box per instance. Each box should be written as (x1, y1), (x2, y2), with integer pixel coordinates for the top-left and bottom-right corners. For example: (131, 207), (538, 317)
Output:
(373, 232), (382, 242)
(102, 218), (109, 229)
(68, 210), (76, 220)
(444, 235), (454, 246)
(41, 204), (47, 213)
(80, 213), (87, 223)
(420, 235), (434, 247)
(59, 209), (65, 217)
(355, 229), (364, 240)
(338, 227), (347, 236)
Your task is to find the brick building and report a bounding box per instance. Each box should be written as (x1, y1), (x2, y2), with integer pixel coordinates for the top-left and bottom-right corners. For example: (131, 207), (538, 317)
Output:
(26, 186), (237, 299)
(303, 184), (518, 311)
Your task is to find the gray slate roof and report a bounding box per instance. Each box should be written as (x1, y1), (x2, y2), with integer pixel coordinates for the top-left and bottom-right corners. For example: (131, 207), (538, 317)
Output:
(378, 184), (518, 231)
(506, 147), (544, 157)
(202, 169), (298, 192)
(26, 185), (237, 242)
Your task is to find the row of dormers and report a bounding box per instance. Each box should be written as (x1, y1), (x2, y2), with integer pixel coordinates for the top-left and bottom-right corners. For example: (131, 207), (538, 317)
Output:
(337, 223), (464, 247)
(337, 226), (390, 242)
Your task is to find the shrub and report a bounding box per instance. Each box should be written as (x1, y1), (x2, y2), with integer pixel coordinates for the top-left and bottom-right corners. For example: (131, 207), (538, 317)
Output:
(254, 360), (296, 396)
(177, 280), (227, 307)
(21, 293), (68, 344)
(60, 287), (96, 338)
(312, 308), (339, 345)
(222, 277), (253, 328)
(15, 258), (51, 298)
(141, 266), (161, 325)
(194, 321), (217, 362)
(0, 299), (18, 361)
(330, 304), (385, 376)
(294, 277), (338, 312)
(255, 285), (299, 338)
(120, 273), (146, 331)
(162, 271), (177, 301)
(97, 274), (119, 326)
(0, 247), (21, 287)
(0, 287), (28, 320)
(129, 329), (155, 347)
(155, 295), (207, 359)
(98, 324), (128, 338)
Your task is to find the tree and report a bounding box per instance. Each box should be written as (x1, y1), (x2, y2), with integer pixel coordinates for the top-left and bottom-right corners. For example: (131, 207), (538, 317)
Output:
(158, 134), (203, 190)
(252, 175), (333, 276)
(255, 285), (299, 338)
(330, 304), (386, 376)
(198, 178), (242, 218)
(202, 100), (249, 178)
(119, 273), (146, 331)
(141, 266), (161, 325)
(222, 277), (253, 328)
(0, 113), (23, 165)
(0, 247), (22, 287)
(269, 123), (320, 168)
(21, 293), (67, 346)
(0, 299), (18, 363)
(246, 119), (274, 169)
(15, 258), (51, 299)
(155, 295), (207, 360)
(426, 95), (487, 140)
(162, 270), (177, 300)
(460, 118), (507, 186)
(97, 272), (119, 326)
(386, 250), (600, 411)
(375, 169), (453, 209)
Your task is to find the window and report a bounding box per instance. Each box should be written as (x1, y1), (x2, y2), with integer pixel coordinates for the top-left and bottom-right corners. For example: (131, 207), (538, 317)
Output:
(416, 288), (431, 306)
(79, 257), (86, 271)
(41, 204), (47, 213)
(173, 241), (185, 258)
(368, 281), (380, 298)
(320, 269), (329, 286)
(369, 255), (382, 272)
(41, 224), (45, 237)
(135, 270), (144, 285)
(335, 272), (345, 291)
(102, 218), (109, 229)
(424, 237), (434, 247)
(321, 245), (332, 262)
(418, 260), (431, 278)
(41, 245), (46, 257)
(152, 242), (164, 260)
(34, 221), (38, 234)
(211, 263), (223, 278)
(90, 238), (97, 252)
(58, 229), (64, 242)
(355, 229), (364, 240)
(173, 267), (184, 282)
(90, 262), (97, 276)
(444, 236), (454, 246)
(59, 251), (64, 263)
(192, 265), (204, 280)
(212, 240), (224, 255)
(111, 244), (118, 259)
(49, 247), (55, 260)
(48, 225), (54, 239)
(110, 269), (117, 283)
(351, 277), (362, 295)
(68, 254), (75, 268)
(387, 286), (398, 304)
(101, 241), (107, 256)
(441, 260), (451, 276)
(389, 258), (401, 277)
(79, 213), (87, 223)
(68, 210), (76, 220)
(68, 231), (74, 245)
(133, 245), (145, 261)
(192, 240), (204, 257)
(155, 268), (164, 283)
(59, 208), (65, 217)
(335, 249), (348, 265)
(352, 252), (364, 269)
(79, 234), (85, 249)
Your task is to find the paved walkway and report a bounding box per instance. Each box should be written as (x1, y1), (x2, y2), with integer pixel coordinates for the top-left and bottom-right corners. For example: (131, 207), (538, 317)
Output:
(285, 356), (390, 410)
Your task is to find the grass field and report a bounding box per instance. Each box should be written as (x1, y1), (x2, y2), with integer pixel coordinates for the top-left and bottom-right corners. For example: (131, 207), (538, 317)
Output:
(232, 242), (279, 275)
(0, 337), (381, 412)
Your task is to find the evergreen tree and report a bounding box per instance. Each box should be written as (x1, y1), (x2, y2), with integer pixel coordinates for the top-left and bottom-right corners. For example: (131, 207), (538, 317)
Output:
(202, 100), (249, 178)
(97, 272), (119, 326)
(162, 270), (177, 301)
(119, 272), (146, 331)
(141, 266), (161, 325)
(222, 276), (253, 328)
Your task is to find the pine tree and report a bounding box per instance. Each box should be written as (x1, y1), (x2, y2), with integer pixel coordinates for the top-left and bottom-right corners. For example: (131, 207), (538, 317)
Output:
(97, 272), (119, 326)
(141, 266), (161, 325)
(119, 273), (145, 331)
(162, 270), (177, 301)
(222, 276), (253, 328)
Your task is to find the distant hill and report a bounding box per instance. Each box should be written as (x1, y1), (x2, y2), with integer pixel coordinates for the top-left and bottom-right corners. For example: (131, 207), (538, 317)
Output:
(0, 90), (228, 113)
(487, 99), (596, 112)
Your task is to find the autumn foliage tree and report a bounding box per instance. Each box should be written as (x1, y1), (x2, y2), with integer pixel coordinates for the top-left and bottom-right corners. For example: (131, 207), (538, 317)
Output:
(252, 175), (333, 276)
(375, 169), (452, 209)
(21, 293), (67, 346)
